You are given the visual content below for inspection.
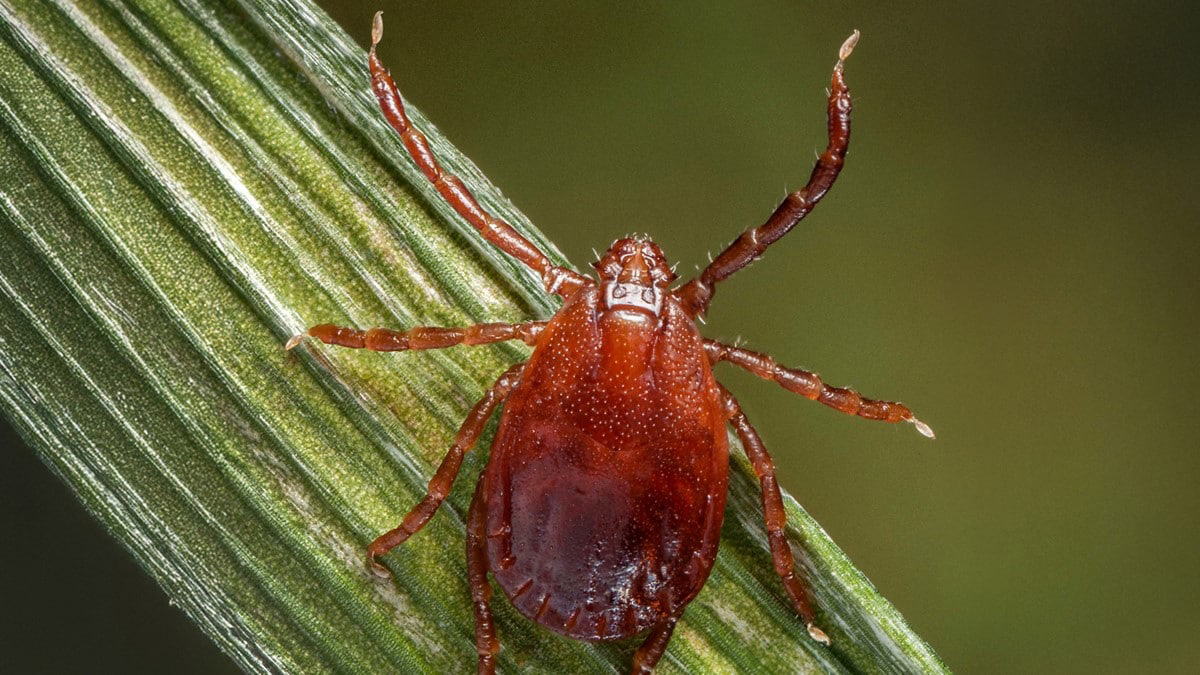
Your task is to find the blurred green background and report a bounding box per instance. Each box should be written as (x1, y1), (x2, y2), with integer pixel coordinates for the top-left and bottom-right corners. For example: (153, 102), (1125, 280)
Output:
(4, 1), (1198, 673)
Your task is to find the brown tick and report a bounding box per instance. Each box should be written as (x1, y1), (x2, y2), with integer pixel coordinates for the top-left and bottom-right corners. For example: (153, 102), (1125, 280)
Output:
(288, 13), (932, 673)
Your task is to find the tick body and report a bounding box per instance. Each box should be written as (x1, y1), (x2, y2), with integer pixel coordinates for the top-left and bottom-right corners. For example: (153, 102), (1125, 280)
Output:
(488, 272), (728, 643)
(290, 13), (931, 673)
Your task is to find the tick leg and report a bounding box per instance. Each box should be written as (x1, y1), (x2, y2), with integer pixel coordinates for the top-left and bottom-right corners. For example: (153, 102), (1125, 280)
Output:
(630, 615), (679, 674)
(704, 340), (933, 438)
(367, 362), (525, 578)
(720, 385), (830, 645)
(368, 12), (590, 298)
(466, 479), (500, 674)
(285, 320), (545, 353)
(676, 32), (859, 317)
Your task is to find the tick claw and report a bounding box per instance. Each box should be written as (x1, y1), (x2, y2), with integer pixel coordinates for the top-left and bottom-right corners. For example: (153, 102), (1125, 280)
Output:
(807, 623), (831, 645)
(839, 30), (860, 63)
(368, 556), (393, 580)
(284, 333), (307, 351)
(910, 417), (935, 439)
(371, 11), (383, 47)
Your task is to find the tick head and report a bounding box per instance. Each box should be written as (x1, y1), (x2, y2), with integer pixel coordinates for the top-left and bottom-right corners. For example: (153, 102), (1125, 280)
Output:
(593, 237), (676, 316)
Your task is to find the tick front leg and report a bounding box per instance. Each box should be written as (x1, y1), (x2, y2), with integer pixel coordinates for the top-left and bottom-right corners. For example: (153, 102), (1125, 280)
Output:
(676, 32), (859, 316)
(466, 480), (500, 674)
(704, 340), (934, 438)
(367, 362), (524, 578)
(286, 320), (545, 353)
(368, 13), (589, 298)
(630, 615), (679, 674)
(720, 386), (830, 645)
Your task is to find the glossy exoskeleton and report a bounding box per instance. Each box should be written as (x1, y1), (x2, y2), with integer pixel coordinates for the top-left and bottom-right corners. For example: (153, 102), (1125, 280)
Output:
(288, 13), (932, 674)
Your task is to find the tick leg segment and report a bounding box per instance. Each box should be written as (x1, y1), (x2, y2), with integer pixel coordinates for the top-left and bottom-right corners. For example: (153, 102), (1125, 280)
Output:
(704, 339), (933, 437)
(720, 386), (830, 645)
(367, 362), (525, 577)
(676, 32), (859, 317)
(467, 480), (500, 674)
(368, 13), (590, 298)
(286, 320), (545, 353)
(630, 615), (679, 674)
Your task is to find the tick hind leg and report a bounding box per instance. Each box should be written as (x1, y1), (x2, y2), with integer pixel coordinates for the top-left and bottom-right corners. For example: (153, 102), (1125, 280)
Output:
(368, 12), (589, 298)
(467, 480), (500, 674)
(367, 362), (524, 577)
(705, 339), (933, 438)
(721, 385), (831, 645)
(286, 320), (545, 353)
(630, 615), (680, 674)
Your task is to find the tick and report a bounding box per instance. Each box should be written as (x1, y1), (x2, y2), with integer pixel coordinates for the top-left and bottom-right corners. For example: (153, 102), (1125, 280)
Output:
(289, 13), (932, 673)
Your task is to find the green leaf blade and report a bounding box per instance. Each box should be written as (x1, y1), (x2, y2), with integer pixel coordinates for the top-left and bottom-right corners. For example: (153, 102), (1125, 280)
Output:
(0, 1), (946, 672)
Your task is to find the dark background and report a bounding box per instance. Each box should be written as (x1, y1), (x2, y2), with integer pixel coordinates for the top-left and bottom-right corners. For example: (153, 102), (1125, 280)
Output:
(4, 1), (1199, 673)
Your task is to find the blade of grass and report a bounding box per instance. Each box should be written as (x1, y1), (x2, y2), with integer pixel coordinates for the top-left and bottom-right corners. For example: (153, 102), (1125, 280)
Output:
(0, 0), (945, 672)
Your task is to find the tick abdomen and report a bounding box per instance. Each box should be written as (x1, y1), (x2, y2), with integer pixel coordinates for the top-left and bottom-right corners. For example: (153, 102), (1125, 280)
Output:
(485, 289), (729, 640)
